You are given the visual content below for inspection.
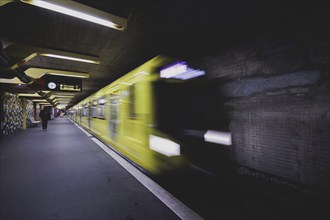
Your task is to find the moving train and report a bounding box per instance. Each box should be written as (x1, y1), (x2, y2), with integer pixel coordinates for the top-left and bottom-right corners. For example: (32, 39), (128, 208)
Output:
(68, 55), (231, 175)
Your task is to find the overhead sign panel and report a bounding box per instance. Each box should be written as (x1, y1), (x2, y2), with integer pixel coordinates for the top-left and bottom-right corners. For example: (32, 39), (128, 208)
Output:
(45, 75), (82, 92)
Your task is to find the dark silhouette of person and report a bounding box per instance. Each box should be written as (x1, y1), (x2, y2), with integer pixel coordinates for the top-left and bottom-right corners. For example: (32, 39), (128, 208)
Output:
(39, 107), (51, 130)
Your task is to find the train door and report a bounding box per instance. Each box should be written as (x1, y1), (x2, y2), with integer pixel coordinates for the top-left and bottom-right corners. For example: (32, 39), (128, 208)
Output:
(77, 105), (81, 123)
(88, 101), (92, 128)
(109, 92), (121, 139)
(125, 83), (147, 143)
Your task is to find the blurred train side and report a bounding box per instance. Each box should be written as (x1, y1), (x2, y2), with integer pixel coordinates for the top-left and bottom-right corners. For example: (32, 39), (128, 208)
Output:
(68, 56), (189, 174)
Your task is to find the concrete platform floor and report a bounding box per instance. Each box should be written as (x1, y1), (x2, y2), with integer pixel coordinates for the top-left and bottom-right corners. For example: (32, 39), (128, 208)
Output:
(0, 118), (194, 220)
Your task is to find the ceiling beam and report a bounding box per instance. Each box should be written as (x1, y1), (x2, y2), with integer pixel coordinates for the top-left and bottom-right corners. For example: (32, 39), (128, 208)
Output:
(3, 43), (101, 69)
(0, 0), (14, 7)
(0, 68), (89, 84)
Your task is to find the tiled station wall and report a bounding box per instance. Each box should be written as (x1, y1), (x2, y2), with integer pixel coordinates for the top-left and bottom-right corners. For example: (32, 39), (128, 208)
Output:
(26, 99), (34, 118)
(1, 92), (23, 136)
(0, 92), (35, 138)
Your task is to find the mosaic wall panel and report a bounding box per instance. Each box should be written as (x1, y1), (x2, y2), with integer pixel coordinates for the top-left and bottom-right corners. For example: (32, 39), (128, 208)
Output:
(36, 104), (41, 121)
(2, 92), (23, 136)
(26, 99), (34, 118)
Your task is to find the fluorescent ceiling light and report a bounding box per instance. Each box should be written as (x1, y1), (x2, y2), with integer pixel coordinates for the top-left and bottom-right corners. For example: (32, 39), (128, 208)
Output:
(56, 99), (72, 102)
(39, 53), (99, 64)
(21, 0), (125, 30)
(18, 93), (41, 97)
(54, 95), (75, 98)
(46, 72), (89, 78)
(53, 92), (77, 95)
(32, 99), (48, 102)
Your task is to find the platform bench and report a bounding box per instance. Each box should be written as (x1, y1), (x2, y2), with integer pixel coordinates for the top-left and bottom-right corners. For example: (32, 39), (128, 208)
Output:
(27, 117), (41, 127)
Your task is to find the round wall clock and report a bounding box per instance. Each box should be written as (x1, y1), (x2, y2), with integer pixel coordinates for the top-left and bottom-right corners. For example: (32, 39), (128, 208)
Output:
(48, 82), (56, 89)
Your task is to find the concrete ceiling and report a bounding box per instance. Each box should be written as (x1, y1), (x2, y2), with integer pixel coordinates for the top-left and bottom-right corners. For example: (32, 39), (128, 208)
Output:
(0, 1), (327, 108)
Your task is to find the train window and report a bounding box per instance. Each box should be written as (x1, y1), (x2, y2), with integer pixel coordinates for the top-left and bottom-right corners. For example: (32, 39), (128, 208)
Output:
(78, 107), (81, 123)
(98, 97), (106, 119)
(129, 85), (136, 118)
(109, 93), (120, 139)
(99, 97), (106, 105)
(97, 106), (100, 118)
(82, 104), (88, 117)
(91, 101), (97, 118)
(98, 105), (105, 119)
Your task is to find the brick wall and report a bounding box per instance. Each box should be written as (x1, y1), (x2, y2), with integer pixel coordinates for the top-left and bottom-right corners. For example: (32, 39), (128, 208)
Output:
(192, 24), (329, 195)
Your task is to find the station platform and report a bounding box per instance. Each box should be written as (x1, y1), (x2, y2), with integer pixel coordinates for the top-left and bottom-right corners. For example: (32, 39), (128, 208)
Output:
(0, 117), (201, 220)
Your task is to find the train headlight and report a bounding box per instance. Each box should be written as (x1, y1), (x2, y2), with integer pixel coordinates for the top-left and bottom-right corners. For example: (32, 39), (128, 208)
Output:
(204, 130), (232, 145)
(149, 135), (181, 157)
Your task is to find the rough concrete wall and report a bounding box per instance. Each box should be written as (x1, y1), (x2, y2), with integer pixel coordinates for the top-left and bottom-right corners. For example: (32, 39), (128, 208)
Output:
(193, 25), (329, 194)
(0, 91), (4, 139)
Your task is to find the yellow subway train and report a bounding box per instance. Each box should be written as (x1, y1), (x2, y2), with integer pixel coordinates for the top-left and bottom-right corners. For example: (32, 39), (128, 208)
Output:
(68, 55), (231, 175)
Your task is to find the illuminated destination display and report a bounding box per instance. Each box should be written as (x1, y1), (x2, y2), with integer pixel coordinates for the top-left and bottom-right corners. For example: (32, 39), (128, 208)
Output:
(60, 84), (81, 91)
(160, 61), (205, 80)
(160, 62), (188, 78)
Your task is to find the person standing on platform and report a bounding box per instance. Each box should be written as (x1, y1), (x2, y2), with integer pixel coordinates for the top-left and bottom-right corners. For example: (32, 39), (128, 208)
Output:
(60, 110), (65, 118)
(39, 107), (51, 130)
